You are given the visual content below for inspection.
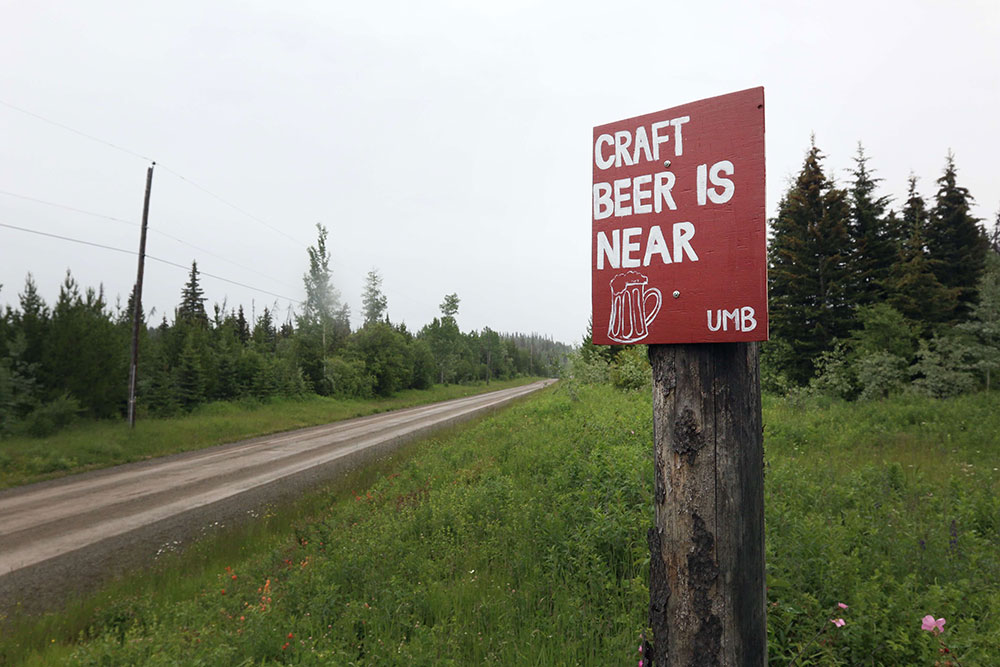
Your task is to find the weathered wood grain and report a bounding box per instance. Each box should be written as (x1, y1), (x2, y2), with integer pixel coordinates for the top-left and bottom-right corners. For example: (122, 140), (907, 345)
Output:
(648, 343), (765, 666)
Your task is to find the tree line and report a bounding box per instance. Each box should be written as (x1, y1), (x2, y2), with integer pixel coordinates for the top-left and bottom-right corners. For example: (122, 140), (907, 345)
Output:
(0, 224), (570, 436)
(766, 142), (1000, 399)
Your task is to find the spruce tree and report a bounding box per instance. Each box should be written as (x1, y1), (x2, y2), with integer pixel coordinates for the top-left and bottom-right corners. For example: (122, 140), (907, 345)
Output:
(885, 176), (958, 330)
(361, 269), (388, 325)
(236, 305), (250, 345)
(925, 153), (989, 321)
(989, 209), (1000, 255)
(768, 142), (852, 385)
(845, 144), (895, 307)
(177, 261), (209, 328)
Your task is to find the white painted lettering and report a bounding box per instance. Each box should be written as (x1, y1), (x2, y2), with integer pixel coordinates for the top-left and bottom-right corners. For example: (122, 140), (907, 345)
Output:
(613, 178), (632, 217)
(643, 225), (671, 265)
(696, 164), (707, 206)
(597, 229), (619, 270)
(593, 182), (613, 220)
(723, 308), (740, 331)
(650, 120), (671, 161)
(654, 171), (677, 212)
(632, 126), (653, 165)
(708, 160), (735, 204)
(671, 116), (690, 156)
(633, 174), (653, 214)
(672, 221), (698, 263)
(594, 134), (615, 170)
(614, 131), (634, 167)
(741, 306), (757, 331)
(621, 227), (642, 268)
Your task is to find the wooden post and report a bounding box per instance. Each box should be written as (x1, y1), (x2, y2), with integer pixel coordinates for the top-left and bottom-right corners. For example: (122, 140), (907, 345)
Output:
(647, 342), (766, 666)
(127, 162), (155, 428)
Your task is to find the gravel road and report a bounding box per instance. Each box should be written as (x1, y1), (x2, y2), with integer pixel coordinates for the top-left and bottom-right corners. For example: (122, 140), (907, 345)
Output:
(0, 380), (555, 616)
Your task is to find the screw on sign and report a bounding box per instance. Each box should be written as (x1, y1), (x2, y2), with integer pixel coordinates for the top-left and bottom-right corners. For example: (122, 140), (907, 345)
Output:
(591, 87), (767, 345)
(593, 88), (768, 666)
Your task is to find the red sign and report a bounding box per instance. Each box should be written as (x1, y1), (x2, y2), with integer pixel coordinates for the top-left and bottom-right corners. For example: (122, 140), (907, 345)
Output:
(591, 87), (767, 345)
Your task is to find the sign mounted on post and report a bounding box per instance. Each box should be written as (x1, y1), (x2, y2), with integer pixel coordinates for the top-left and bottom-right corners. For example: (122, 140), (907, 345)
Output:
(591, 87), (767, 345)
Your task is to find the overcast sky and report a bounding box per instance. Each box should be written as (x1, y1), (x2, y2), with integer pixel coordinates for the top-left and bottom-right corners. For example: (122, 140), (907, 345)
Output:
(2, 0), (998, 345)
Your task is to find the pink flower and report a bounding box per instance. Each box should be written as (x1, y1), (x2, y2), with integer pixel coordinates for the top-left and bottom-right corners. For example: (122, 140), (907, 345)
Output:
(830, 618), (846, 628)
(838, 602), (848, 610)
(921, 615), (946, 634)
(638, 661), (643, 667)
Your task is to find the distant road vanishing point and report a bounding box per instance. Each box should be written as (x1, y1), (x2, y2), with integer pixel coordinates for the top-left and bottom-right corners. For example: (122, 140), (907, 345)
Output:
(0, 379), (556, 615)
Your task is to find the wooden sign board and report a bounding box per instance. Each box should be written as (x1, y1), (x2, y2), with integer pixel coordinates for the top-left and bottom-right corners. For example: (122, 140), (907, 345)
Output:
(591, 87), (767, 345)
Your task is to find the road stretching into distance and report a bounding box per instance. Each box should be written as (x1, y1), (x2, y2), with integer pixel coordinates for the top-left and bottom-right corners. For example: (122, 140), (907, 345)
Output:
(0, 379), (556, 615)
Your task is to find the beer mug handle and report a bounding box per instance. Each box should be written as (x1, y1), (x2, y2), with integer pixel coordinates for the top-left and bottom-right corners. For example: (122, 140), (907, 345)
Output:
(644, 287), (662, 330)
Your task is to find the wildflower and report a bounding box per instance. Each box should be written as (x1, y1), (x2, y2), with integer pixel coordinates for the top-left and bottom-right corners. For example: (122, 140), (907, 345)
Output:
(922, 615), (946, 634)
(288, 632), (294, 639)
(837, 603), (848, 610)
(830, 618), (845, 627)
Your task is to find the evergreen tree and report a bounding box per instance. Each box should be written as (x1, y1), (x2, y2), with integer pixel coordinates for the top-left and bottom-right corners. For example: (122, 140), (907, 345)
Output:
(42, 272), (126, 418)
(15, 273), (49, 370)
(884, 177), (957, 330)
(440, 293), (460, 321)
(989, 209), (1000, 255)
(845, 145), (895, 307)
(767, 142), (852, 384)
(925, 153), (989, 321)
(361, 269), (388, 326)
(236, 305), (250, 345)
(177, 261), (209, 328)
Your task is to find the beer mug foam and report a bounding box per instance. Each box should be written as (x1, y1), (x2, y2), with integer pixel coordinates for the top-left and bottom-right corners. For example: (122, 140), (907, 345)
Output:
(608, 270), (662, 343)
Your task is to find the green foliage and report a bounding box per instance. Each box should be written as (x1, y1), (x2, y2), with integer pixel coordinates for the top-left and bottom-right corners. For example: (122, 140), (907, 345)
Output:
(845, 144), (896, 308)
(768, 142), (853, 385)
(925, 154), (990, 322)
(348, 322), (411, 397)
(885, 176), (959, 329)
(323, 356), (375, 399)
(911, 333), (980, 398)
(608, 345), (650, 391)
(21, 393), (81, 437)
(360, 268), (388, 325)
(176, 261), (209, 328)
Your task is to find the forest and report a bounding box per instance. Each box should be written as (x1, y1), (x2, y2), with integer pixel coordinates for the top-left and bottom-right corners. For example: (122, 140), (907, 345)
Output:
(0, 224), (570, 437)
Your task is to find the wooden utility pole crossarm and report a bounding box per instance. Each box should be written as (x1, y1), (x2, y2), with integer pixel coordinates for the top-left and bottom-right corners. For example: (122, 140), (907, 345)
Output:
(647, 343), (766, 666)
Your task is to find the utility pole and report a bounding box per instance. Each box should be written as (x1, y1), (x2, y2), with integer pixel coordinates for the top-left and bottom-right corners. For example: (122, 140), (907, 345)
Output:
(647, 343), (765, 665)
(127, 162), (155, 428)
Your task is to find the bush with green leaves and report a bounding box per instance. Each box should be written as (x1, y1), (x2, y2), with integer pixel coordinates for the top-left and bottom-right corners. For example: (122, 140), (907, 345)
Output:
(22, 393), (81, 437)
(608, 344), (650, 391)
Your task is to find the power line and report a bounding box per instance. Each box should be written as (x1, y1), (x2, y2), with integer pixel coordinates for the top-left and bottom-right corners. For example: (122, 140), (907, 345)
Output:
(0, 221), (303, 305)
(157, 164), (307, 248)
(0, 188), (301, 291)
(0, 189), (138, 228)
(0, 98), (309, 248)
(0, 98), (154, 162)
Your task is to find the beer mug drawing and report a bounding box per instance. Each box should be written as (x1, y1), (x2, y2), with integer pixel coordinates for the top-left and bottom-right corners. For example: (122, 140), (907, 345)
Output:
(608, 271), (662, 343)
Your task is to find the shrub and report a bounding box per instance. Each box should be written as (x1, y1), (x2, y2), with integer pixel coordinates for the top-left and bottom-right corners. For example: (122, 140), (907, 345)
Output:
(609, 345), (650, 391)
(22, 393), (81, 437)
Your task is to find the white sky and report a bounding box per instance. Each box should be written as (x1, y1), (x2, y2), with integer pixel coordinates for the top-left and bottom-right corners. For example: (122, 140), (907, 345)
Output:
(2, 0), (998, 345)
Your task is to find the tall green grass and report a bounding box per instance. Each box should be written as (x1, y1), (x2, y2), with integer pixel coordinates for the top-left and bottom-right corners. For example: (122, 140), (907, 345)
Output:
(4, 385), (999, 665)
(0, 378), (541, 490)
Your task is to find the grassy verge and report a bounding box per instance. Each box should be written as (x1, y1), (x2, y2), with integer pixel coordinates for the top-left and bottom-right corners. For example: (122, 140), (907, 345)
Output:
(0, 377), (543, 490)
(4, 385), (999, 665)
